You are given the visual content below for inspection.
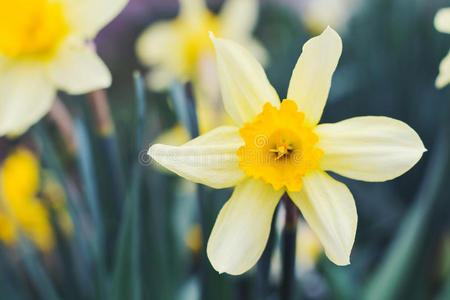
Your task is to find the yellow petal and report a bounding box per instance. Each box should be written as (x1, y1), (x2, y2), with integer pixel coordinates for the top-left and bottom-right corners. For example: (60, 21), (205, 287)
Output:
(436, 50), (450, 89)
(211, 35), (280, 126)
(220, 0), (258, 39)
(434, 7), (450, 34)
(0, 62), (55, 136)
(289, 171), (357, 266)
(64, 0), (129, 37)
(148, 126), (245, 188)
(207, 178), (283, 275)
(48, 39), (111, 94)
(287, 26), (342, 126)
(315, 116), (426, 182)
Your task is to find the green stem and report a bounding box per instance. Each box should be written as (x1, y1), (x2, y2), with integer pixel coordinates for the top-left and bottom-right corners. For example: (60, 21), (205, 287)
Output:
(281, 193), (299, 300)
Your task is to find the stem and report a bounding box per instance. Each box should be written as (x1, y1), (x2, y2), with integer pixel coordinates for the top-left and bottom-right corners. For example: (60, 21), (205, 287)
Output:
(86, 90), (115, 136)
(281, 193), (299, 300)
(47, 98), (76, 154)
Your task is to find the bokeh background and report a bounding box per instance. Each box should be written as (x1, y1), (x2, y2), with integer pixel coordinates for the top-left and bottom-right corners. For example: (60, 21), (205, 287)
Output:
(1, 0), (450, 299)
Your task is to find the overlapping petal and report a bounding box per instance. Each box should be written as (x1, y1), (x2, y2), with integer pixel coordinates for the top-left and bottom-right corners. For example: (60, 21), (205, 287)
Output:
(434, 8), (450, 34)
(64, 0), (129, 37)
(148, 126), (245, 188)
(315, 116), (426, 182)
(287, 26), (342, 126)
(207, 178), (283, 275)
(211, 35), (280, 126)
(289, 171), (357, 266)
(48, 39), (111, 94)
(0, 62), (55, 136)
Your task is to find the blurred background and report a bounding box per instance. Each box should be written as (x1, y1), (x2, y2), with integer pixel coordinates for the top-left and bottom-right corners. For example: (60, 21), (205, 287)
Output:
(1, 0), (450, 299)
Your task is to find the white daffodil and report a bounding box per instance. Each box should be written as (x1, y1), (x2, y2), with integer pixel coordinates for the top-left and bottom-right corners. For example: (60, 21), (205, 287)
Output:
(0, 0), (129, 136)
(435, 7), (450, 89)
(149, 27), (425, 275)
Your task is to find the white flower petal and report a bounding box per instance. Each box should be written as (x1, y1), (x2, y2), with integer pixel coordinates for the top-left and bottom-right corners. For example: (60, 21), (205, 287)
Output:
(287, 26), (342, 126)
(434, 7), (450, 34)
(289, 171), (357, 266)
(148, 126), (245, 188)
(315, 116), (426, 182)
(207, 178), (283, 275)
(436, 50), (450, 89)
(0, 62), (55, 136)
(64, 0), (129, 37)
(220, 0), (258, 39)
(211, 35), (280, 126)
(179, 0), (208, 25)
(136, 21), (180, 68)
(48, 40), (111, 94)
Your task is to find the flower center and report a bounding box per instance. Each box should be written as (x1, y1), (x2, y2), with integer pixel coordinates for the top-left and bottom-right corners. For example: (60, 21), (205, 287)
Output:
(237, 100), (323, 192)
(0, 0), (69, 59)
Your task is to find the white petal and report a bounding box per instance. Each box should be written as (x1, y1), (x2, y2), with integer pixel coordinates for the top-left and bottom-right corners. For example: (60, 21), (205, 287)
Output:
(64, 0), (129, 37)
(48, 39), (111, 94)
(207, 178), (283, 275)
(315, 116), (426, 182)
(211, 35), (280, 126)
(287, 27), (342, 126)
(179, 0), (208, 26)
(148, 126), (245, 189)
(289, 171), (357, 266)
(220, 0), (259, 39)
(136, 21), (180, 68)
(436, 50), (450, 89)
(0, 62), (55, 136)
(434, 8), (450, 34)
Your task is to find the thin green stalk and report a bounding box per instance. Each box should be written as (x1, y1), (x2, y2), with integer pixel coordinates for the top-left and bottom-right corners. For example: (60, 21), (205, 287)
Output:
(281, 194), (299, 300)
(19, 239), (61, 300)
(74, 119), (108, 299)
(86, 90), (125, 220)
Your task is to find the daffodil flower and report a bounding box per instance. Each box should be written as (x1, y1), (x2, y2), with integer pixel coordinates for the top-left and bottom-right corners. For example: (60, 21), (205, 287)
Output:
(148, 27), (426, 275)
(0, 148), (54, 251)
(435, 7), (450, 89)
(0, 0), (129, 136)
(136, 0), (266, 91)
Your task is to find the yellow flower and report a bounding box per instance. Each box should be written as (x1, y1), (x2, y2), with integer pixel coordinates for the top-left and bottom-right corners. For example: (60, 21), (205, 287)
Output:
(0, 0), (129, 136)
(0, 148), (54, 251)
(136, 0), (266, 91)
(435, 7), (450, 89)
(148, 27), (426, 275)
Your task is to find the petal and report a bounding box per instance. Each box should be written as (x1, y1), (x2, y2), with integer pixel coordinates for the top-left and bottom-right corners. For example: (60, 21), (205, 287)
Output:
(287, 27), (342, 126)
(48, 39), (112, 94)
(148, 126), (245, 188)
(136, 21), (181, 69)
(211, 34), (280, 126)
(315, 116), (426, 182)
(207, 178), (283, 275)
(434, 8), (450, 34)
(179, 0), (208, 25)
(0, 62), (55, 136)
(220, 0), (258, 39)
(64, 0), (129, 37)
(436, 50), (450, 89)
(289, 171), (357, 266)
